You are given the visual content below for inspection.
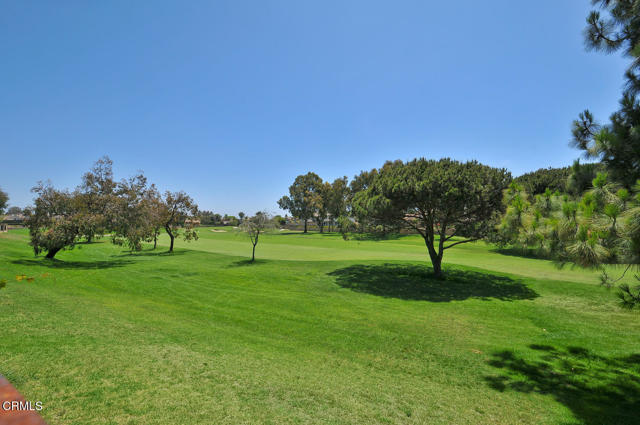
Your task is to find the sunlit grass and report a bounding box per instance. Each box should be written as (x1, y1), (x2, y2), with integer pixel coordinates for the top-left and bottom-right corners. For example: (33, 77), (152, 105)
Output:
(0, 228), (638, 424)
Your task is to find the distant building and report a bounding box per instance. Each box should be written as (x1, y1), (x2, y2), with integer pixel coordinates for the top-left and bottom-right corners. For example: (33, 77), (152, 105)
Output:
(1, 213), (25, 230)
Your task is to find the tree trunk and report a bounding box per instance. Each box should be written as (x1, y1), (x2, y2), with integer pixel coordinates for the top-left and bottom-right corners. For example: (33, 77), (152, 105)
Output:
(424, 234), (444, 278)
(165, 225), (175, 252)
(45, 247), (61, 259)
(252, 243), (256, 262)
(153, 234), (157, 250)
(318, 221), (324, 233)
(431, 255), (442, 277)
(304, 220), (308, 233)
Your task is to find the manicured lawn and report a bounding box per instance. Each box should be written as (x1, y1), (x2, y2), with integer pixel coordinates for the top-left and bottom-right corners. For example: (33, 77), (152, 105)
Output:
(0, 228), (638, 424)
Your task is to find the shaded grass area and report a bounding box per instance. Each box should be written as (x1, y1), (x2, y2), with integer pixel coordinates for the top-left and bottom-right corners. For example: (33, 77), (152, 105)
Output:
(485, 345), (640, 425)
(0, 229), (639, 424)
(329, 263), (538, 302)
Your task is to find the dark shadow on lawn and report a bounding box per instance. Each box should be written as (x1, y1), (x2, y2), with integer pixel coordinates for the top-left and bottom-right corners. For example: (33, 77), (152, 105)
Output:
(116, 250), (187, 257)
(346, 233), (406, 241)
(227, 259), (271, 267)
(490, 247), (551, 260)
(485, 344), (640, 425)
(328, 263), (538, 302)
(11, 258), (134, 270)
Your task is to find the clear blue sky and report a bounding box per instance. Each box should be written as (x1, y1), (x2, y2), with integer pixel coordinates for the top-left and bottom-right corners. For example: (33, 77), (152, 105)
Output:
(0, 0), (627, 214)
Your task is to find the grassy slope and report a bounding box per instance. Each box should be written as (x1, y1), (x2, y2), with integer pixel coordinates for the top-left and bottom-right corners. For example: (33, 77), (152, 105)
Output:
(0, 228), (638, 425)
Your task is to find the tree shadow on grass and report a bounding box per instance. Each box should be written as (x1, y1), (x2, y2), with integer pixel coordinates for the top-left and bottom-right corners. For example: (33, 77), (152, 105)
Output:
(226, 259), (271, 267)
(485, 344), (640, 425)
(115, 250), (187, 257)
(490, 247), (551, 260)
(347, 233), (406, 241)
(328, 263), (538, 302)
(11, 258), (134, 270)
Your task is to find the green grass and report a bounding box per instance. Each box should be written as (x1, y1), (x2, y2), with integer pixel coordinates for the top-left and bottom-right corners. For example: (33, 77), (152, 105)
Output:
(0, 228), (639, 424)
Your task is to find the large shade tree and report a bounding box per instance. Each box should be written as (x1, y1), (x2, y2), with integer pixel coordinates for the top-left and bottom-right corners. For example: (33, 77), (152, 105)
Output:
(277, 172), (323, 233)
(353, 158), (511, 277)
(572, 1), (640, 187)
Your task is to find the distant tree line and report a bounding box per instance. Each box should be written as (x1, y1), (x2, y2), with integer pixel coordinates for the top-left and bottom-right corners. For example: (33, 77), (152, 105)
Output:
(24, 156), (199, 259)
(199, 211), (239, 226)
(511, 161), (606, 197)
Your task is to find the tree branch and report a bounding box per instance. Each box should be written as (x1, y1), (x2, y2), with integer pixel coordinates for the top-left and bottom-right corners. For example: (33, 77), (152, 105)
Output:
(443, 238), (480, 250)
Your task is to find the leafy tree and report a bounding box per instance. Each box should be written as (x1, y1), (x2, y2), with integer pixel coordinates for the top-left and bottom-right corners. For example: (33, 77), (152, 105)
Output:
(146, 189), (165, 249)
(314, 181), (331, 233)
(238, 212), (245, 223)
(239, 211), (274, 262)
(161, 191), (199, 253)
(571, 1), (640, 187)
(111, 173), (160, 251)
(0, 188), (8, 215)
(25, 182), (83, 259)
(353, 158), (510, 277)
(327, 177), (349, 231)
(76, 156), (116, 242)
(277, 172), (323, 233)
(349, 169), (378, 194)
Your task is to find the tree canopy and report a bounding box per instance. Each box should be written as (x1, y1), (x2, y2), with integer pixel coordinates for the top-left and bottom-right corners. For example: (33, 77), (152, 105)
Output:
(161, 191), (199, 253)
(572, 1), (640, 187)
(26, 182), (84, 259)
(277, 172), (323, 233)
(25, 157), (198, 258)
(353, 158), (511, 276)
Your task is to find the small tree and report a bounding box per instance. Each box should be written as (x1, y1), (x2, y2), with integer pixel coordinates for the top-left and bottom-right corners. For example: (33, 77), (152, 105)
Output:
(238, 212), (245, 223)
(239, 211), (273, 262)
(161, 191), (199, 253)
(353, 158), (510, 277)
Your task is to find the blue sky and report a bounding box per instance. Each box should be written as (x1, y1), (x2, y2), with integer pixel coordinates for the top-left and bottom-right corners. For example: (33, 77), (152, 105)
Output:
(0, 0), (628, 214)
